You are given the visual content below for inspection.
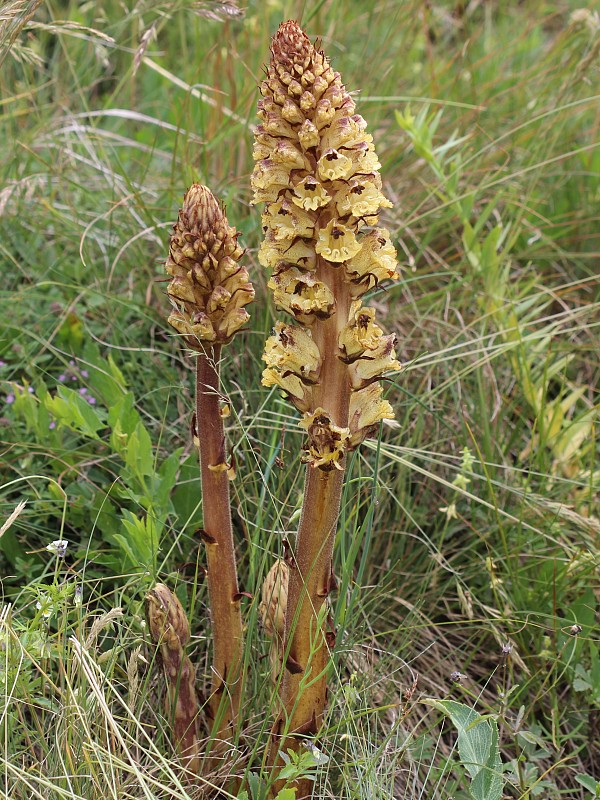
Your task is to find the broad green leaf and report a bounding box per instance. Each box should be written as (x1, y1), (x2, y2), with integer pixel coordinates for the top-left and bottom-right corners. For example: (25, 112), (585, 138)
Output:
(108, 392), (140, 438)
(275, 790), (296, 800)
(575, 773), (600, 796)
(45, 386), (104, 438)
(424, 698), (503, 800)
(125, 421), (154, 479)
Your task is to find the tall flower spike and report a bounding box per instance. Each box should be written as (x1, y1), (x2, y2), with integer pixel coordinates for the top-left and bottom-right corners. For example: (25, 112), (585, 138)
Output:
(252, 21), (401, 458)
(251, 20), (402, 788)
(166, 184), (254, 347)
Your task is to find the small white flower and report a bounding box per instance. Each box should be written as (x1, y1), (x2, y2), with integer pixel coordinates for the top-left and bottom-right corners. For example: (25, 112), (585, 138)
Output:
(46, 539), (68, 558)
(439, 502), (458, 520)
(74, 586), (83, 606)
(36, 595), (53, 618)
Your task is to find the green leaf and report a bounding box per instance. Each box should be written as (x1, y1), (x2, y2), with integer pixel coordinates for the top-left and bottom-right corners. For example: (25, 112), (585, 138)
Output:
(114, 510), (160, 571)
(424, 698), (503, 800)
(575, 773), (600, 796)
(83, 342), (127, 404)
(108, 393), (140, 438)
(45, 386), (104, 438)
(125, 422), (154, 480)
(152, 448), (182, 515)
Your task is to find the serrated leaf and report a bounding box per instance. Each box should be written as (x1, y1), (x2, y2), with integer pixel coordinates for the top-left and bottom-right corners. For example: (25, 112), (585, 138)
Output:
(424, 698), (503, 800)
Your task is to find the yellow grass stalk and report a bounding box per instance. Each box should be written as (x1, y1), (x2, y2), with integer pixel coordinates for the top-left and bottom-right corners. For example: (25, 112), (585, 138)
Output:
(251, 21), (401, 790)
(165, 184), (254, 741)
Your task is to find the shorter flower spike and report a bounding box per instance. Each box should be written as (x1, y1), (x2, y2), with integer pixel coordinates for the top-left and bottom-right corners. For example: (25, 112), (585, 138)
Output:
(259, 559), (290, 639)
(259, 560), (290, 684)
(166, 184), (254, 347)
(146, 584), (200, 770)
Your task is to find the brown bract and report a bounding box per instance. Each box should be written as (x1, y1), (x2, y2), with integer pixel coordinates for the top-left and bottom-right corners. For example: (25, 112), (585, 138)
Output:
(166, 184), (254, 347)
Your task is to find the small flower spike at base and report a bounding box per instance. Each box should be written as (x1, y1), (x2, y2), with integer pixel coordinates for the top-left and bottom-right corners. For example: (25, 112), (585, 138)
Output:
(251, 20), (402, 792)
(165, 184), (253, 745)
(146, 584), (200, 773)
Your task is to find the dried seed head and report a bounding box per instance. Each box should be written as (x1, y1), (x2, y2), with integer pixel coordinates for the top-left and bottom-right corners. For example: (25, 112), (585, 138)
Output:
(166, 184), (254, 347)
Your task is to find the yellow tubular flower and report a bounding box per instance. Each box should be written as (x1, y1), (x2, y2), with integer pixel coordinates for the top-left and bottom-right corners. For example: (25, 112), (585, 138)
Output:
(166, 184), (254, 347)
(338, 302), (386, 362)
(348, 383), (395, 448)
(348, 333), (401, 390)
(268, 267), (335, 323)
(299, 409), (351, 471)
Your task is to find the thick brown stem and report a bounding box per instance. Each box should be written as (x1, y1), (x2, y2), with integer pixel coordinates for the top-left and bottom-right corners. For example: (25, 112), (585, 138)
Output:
(269, 265), (350, 797)
(271, 465), (344, 744)
(196, 343), (243, 739)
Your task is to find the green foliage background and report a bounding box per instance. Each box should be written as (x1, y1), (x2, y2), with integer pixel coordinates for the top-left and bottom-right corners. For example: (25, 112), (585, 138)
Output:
(0, 1), (598, 798)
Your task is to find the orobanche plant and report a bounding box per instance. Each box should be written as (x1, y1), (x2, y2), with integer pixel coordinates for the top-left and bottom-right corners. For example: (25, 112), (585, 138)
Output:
(151, 19), (401, 794)
(156, 184), (255, 751)
(251, 19), (401, 777)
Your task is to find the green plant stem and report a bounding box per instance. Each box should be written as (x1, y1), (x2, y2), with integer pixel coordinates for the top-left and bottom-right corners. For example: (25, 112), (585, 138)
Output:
(196, 343), (243, 739)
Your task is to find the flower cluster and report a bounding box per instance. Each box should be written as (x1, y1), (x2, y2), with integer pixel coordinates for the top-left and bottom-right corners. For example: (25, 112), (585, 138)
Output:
(166, 184), (255, 347)
(253, 21), (401, 467)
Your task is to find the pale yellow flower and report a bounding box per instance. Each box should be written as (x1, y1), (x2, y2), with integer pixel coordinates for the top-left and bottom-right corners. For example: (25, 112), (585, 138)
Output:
(334, 179), (392, 218)
(298, 119), (320, 150)
(315, 220), (362, 263)
(299, 409), (351, 470)
(269, 267), (335, 321)
(344, 228), (399, 291)
(292, 177), (330, 211)
(348, 383), (395, 447)
(348, 333), (401, 389)
(317, 149), (353, 181)
(338, 302), (385, 362)
(263, 199), (314, 241)
(263, 321), (321, 381)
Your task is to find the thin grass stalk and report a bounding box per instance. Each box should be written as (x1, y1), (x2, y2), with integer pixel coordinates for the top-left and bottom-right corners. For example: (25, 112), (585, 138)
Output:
(165, 184), (254, 742)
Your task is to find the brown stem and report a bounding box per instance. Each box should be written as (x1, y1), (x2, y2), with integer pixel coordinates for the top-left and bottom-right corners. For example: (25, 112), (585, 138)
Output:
(196, 343), (243, 739)
(271, 464), (344, 736)
(269, 263), (351, 796)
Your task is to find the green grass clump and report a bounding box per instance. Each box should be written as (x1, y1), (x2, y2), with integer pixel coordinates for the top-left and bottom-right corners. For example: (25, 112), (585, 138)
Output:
(1, 1), (598, 798)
